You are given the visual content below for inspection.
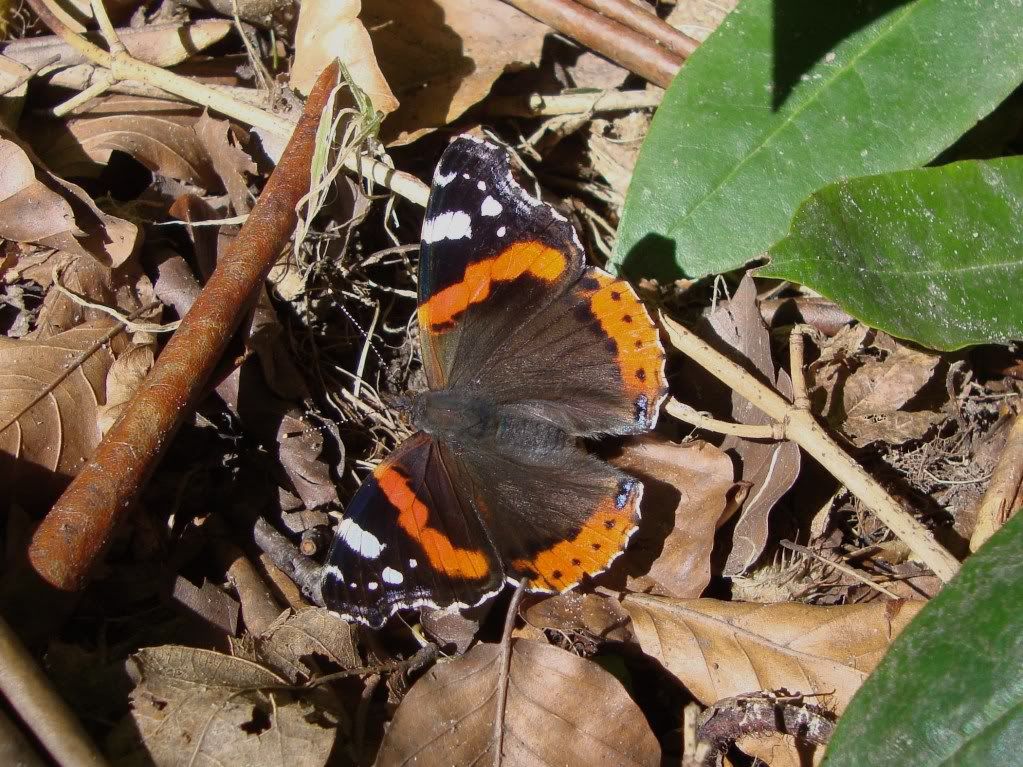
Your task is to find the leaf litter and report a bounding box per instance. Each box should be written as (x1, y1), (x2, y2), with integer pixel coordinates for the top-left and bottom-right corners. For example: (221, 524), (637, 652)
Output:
(0, 2), (1018, 767)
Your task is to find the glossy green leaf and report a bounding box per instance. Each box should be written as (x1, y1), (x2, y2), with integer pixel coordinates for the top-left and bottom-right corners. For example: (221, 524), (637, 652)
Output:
(759, 158), (1023, 350)
(822, 510), (1023, 766)
(614, 0), (1023, 281)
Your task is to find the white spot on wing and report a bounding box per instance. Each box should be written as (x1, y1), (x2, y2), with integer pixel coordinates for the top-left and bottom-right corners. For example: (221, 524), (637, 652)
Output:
(434, 169), (456, 187)
(481, 196), (502, 217)
(477, 180), (487, 191)
(497, 226), (507, 237)
(382, 567), (404, 584)
(337, 517), (385, 559)
(368, 582), (379, 591)
(409, 558), (418, 568)
(422, 211), (473, 244)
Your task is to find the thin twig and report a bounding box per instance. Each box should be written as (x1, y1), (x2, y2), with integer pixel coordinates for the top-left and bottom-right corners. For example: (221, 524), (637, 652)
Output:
(779, 540), (900, 599)
(502, 0), (683, 88)
(494, 578), (528, 767)
(574, 0), (698, 59)
(488, 88), (662, 117)
(665, 398), (782, 439)
(0, 614), (108, 767)
(659, 313), (960, 582)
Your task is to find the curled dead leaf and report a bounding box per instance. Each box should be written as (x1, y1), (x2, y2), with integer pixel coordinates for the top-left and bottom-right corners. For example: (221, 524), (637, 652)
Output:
(376, 639), (659, 766)
(290, 0), (398, 116)
(611, 437), (738, 598)
(364, 0), (549, 144)
(0, 132), (139, 266)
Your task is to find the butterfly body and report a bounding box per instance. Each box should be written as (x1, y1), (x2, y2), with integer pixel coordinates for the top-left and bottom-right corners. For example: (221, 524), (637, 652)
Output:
(321, 136), (668, 628)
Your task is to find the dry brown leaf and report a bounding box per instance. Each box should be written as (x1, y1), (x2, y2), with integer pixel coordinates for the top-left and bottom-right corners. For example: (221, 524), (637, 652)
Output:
(0, 133), (138, 266)
(121, 645), (338, 767)
(612, 438), (737, 598)
(290, 0), (398, 116)
(376, 639), (659, 766)
(707, 275), (801, 575)
(522, 592), (633, 643)
(30, 97), (218, 188)
(98, 340), (155, 434)
(255, 608), (360, 684)
(0, 55), (29, 129)
(193, 112), (257, 215)
(624, 594), (922, 712)
(0, 323), (118, 513)
(364, 0), (549, 144)
(666, 0), (739, 42)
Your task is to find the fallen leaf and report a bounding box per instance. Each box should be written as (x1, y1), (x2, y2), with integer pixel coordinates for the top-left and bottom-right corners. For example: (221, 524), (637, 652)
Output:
(523, 593), (634, 643)
(30, 96), (219, 188)
(376, 639), (659, 766)
(666, 0), (738, 42)
(0, 133), (139, 267)
(364, 0), (549, 144)
(256, 608), (360, 683)
(624, 594), (922, 713)
(290, 0), (398, 116)
(706, 275), (801, 575)
(121, 645), (338, 767)
(0, 323), (119, 513)
(612, 437), (738, 598)
(97, 340), (155, 434)
(0, 54), (29, 129)
(193, 112), (257, 215)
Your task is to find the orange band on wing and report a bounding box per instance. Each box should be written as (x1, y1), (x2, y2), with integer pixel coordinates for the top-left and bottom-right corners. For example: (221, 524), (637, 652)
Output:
(375, 466), (490, 580)
(419, 241), (568, 331)
(512, 490), (639, 591)
(586, 272), (665, 398)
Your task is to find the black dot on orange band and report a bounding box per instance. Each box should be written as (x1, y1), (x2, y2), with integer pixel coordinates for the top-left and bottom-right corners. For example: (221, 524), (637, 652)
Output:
(634, 339), (643, 349)
(611, 290), (622, 301)
(622, 314), (633, 323)
(552, 569), (563, 580)
(604, 519), (616, 530)
(636, 368), (647, 381)
(592, 543), (601, 550)
(571, 558), (581, 566)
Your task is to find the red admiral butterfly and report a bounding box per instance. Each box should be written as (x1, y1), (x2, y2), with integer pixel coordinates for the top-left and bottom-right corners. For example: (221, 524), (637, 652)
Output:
(321, 135), (667, 628)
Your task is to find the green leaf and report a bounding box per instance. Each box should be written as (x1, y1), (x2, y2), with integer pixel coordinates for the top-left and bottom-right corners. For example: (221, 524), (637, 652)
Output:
(614, 0), (1023, 281)
(822, 510), (1023, 766)
(759, 158), (1023, 350)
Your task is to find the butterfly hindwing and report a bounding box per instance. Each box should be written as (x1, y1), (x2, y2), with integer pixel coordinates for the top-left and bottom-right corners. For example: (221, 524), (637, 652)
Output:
(321, 433), (504, 628)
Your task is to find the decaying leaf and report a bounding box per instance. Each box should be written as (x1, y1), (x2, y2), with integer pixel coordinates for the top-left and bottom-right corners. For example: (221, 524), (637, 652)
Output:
(30, 96), (219, 189)
(666, 0), (738, 42)
(120, 645), (338, 767)
(376, 639), (659, 766)
(810, 328), (946, 447)
(290, 0), (398, 116)
(193, 112), (257, 215)
(0, 132), (138, 266)
(705, 275), (801, 575)
(364, 0), (549, 144)
(625, 594), (922, 713)
(98, 340), (156, 434)
(0, 322), (120, 513)
(522, 592), (633, 644)
(612, 437), (738, 598)
(255, 608), (360, 684)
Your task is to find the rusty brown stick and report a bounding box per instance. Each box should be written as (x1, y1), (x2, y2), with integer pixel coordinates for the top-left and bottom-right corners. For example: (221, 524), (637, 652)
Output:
(502, 0), (683, 88)
(574, 0), (698, 60)
(26, 62), (341, 592)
